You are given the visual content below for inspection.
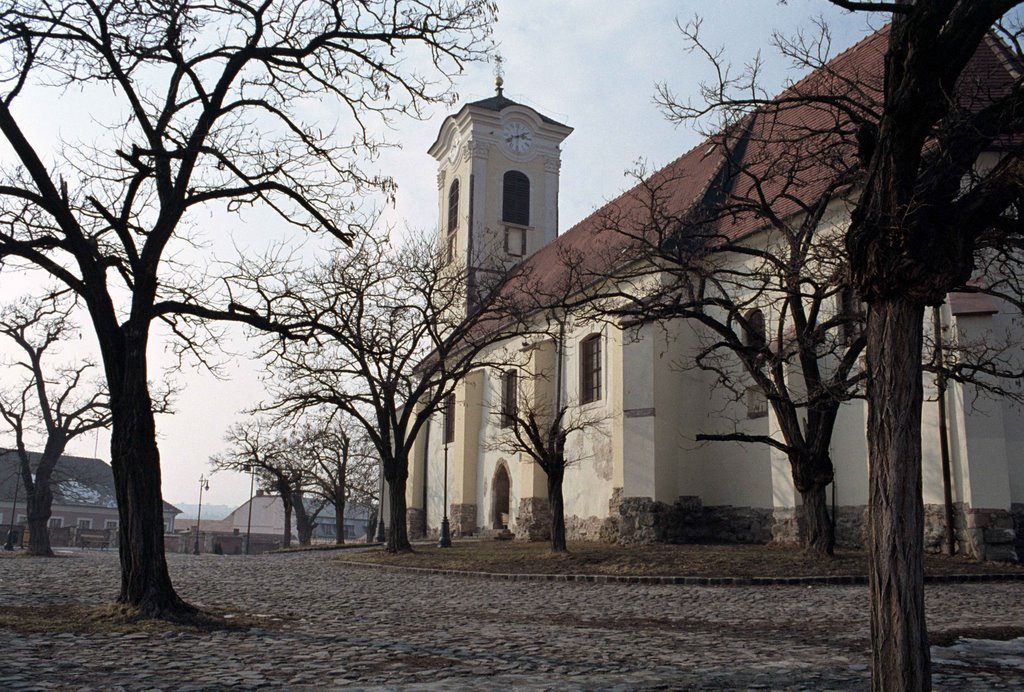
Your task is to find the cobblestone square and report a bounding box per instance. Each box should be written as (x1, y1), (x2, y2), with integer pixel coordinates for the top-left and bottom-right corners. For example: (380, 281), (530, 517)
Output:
(1, 549), (1022, 689)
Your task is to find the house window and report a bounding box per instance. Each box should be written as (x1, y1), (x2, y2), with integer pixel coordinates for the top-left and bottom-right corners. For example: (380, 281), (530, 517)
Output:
(502, 171), (530, 226)
(744, 309), (767, 350)
(839, 285), (864, 344)
(104, 519), (118, 529)
(443, 393), (456, 444)
(446, 179), (460, 261)
(747, 385), (768, 419)
(500, 370), (518, 428)
(77, 518), (92, 529)
(580, 334), (603, 404)
(48, 517), (63, 528)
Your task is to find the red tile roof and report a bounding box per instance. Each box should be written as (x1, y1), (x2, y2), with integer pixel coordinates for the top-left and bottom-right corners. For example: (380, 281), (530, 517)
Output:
(495, 24), (1016, 307)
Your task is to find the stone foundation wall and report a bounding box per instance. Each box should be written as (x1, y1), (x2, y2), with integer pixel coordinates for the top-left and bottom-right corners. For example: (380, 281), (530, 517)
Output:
(515, 486), (1021, 561)
(450, 503), (476, 537)
(1013, 504), (1024, 561)
(515, 497), (551, 541)
(406, 507), (426, 540)
(961, 505), (1018, 561)
(600, 491), (775, 546)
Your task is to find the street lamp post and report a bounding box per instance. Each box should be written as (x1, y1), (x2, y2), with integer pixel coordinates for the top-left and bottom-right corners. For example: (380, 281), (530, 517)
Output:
(244, 466), (255, 555)
(193, 474), (210, 555)
(3, 469), (21, 551)
(374, 459), (385, 543)
(438, 440), (451, 548)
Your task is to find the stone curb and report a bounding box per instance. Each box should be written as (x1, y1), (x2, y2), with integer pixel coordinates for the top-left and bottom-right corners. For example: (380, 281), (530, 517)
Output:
(336, 559), (1024, 586)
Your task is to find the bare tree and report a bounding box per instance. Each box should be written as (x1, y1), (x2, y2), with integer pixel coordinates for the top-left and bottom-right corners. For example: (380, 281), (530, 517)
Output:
(585, 111), (868, 557)
(654, 4), (1024, 687)
(486, 322), (604, 552)
(295, 412), (380, 545)
(0, 1), (495, 616)
(246, 230), (535, 553)
(0, 293), (112, 555)
(210, 417), (322, 549)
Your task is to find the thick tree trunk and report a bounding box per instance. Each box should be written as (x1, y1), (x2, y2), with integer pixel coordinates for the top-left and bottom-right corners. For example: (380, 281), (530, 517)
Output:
(25, 479), (54, 557)
(386, 463), (411, 553)
(292, 492), (313, 546)
(281, 494), (293, 548)
(109, 361), (192, 618)
(547, 472), (567, 553)
(799, 483), (835, 558)
(866, 298), (930, 691)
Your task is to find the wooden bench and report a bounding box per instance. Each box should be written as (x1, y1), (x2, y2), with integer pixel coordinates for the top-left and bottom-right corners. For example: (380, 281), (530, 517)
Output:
(76, 528), (110, 549)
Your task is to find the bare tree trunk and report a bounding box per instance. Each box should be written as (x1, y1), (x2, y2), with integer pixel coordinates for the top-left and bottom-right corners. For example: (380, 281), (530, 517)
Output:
(292, 491), (314, 546)
(365, 506), (378, 544)
(25, 480), (54, 557)
(386, 462), (411, 553)
(24, 451), (57, 556)
(110, 360), (192, 618)
(281, 494), (293, 548)
(547, 471), (567, 553)
(799, 483), (834, 558)
(866, 298), (930, 691)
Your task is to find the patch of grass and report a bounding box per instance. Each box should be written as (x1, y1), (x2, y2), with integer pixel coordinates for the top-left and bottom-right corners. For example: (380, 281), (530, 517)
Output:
(0, 604), (275, 636)
(930, 625), (1024, 647)
(339, 540), (1024, 578)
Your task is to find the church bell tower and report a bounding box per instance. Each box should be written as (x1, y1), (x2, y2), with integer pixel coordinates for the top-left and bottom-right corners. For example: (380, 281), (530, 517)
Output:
(428, 78), (573, 309)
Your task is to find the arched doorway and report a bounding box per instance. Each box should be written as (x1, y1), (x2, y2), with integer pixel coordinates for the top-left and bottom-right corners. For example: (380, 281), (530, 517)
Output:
(492, 464), (511, 530)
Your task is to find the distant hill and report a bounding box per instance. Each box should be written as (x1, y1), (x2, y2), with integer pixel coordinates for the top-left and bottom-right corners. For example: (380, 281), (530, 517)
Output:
(173, 503), (234, 520)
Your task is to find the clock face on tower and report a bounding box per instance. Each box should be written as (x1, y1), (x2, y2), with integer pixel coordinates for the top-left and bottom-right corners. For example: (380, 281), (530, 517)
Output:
(502, 121), (533, 154)
(447, 133), (460, 163)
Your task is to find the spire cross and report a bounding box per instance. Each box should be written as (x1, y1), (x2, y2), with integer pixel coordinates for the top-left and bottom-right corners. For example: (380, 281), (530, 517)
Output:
(494, 54), (504, 96)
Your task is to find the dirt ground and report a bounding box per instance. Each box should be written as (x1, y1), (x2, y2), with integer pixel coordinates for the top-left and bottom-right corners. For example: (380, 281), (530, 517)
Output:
(339, 539), (1024, 578)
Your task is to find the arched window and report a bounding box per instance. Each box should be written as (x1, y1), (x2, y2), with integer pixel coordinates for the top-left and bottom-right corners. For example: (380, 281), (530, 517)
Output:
(445, 179), (459, 262)
(502, 171), (530, 226)
(447, 179), (460, 233)
(580, 334), (602, 404)
(744, 309), (766, 350)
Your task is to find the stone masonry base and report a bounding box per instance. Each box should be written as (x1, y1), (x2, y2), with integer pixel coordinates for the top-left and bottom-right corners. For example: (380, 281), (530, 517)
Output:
(514, 497), (551, 541)
(450, 503), (477, 537)
(545, 488), (1022, 561)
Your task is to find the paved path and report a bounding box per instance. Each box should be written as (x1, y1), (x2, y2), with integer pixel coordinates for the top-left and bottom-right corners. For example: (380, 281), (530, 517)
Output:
(1, 549), (1022, 689)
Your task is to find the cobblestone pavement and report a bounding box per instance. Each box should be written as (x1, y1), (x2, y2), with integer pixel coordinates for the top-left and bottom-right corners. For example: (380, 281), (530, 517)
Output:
(1, 549), (1023, 690)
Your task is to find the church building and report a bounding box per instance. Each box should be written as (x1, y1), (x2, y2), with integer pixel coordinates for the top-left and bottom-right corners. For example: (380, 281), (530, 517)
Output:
(404, 29), (1024, 560)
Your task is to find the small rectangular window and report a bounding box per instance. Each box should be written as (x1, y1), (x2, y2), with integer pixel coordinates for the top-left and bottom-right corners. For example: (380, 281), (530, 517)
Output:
(505, 226), (526, 257)
(443, 393), (456, 444)
(580, 335), (603, 404)
(48, 517), (63, 529)
(104, 519), (118, 529)
(746, 385), (768, 419)
(77, 518), (92, 529)
(500, 370), (518, 428)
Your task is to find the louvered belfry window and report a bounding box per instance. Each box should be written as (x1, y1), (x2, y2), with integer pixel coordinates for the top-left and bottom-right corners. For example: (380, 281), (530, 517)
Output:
(448, 179), (460, 232)
(445, 179), (459, 261)
(502, 171), (530, 226)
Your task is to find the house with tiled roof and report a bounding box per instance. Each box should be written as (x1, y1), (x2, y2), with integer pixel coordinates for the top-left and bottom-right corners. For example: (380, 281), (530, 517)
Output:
(402, 27), (1024, 560)
(0, 449), (182, 548)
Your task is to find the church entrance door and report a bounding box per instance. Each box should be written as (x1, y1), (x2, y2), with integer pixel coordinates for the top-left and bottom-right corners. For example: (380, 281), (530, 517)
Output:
(492, 464), (511, 530)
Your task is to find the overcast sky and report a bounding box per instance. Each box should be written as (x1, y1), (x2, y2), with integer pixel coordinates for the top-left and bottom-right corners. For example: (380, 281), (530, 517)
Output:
(5, 1), (877, 510)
